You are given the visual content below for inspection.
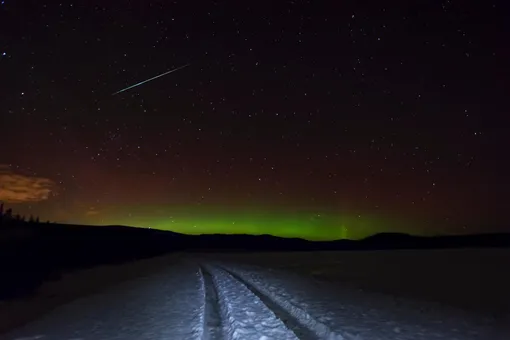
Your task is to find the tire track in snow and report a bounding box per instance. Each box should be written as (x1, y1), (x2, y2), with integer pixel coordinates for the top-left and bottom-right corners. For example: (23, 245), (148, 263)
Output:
(218, 266), (344, 340)
(220, 267), (320, 340)
(199, 266), (224, 340)
(202, 265), (299, 340)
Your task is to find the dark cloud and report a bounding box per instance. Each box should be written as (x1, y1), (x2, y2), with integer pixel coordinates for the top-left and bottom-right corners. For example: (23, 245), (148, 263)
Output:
(0, 165), (56, 203)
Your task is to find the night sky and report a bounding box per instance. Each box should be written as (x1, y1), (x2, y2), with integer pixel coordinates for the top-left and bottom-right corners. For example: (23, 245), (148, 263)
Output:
(0, 1), (507, 240)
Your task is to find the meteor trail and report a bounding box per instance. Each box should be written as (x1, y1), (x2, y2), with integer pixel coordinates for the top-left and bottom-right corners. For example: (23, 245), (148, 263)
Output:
(112, 64), (190, 95)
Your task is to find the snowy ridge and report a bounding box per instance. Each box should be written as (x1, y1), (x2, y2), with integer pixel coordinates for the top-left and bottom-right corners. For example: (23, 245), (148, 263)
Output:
(220, 265), (347, 340)
(201, 265), (299, 340)
(196, 267), (208, 340)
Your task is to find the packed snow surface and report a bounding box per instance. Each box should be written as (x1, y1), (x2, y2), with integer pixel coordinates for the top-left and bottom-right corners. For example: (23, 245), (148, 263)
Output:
(0, 257), (503, 340)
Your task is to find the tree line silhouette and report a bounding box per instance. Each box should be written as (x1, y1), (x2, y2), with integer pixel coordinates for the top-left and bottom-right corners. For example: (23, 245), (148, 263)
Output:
(0, 202), (49, 226)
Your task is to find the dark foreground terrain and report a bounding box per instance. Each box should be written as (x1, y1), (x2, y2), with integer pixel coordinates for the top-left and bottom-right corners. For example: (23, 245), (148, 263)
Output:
(1, 221), (510, 301)
(0, 222), (509, 337)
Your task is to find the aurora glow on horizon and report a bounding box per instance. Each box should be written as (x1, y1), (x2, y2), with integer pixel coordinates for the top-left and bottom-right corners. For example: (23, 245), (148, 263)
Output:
(77, 205), (442, 241)
(96, 211), (364, 240)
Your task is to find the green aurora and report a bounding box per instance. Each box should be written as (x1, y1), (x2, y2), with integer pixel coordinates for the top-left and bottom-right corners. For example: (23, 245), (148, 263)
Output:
(87, 206), (436, 240)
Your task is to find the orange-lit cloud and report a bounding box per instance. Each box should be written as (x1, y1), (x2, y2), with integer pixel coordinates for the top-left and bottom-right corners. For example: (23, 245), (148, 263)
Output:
(0, 165), (56, 203)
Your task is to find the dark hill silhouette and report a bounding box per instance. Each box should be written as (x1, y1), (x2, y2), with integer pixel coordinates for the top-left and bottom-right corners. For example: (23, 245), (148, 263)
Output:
(1, 219), (509, 300)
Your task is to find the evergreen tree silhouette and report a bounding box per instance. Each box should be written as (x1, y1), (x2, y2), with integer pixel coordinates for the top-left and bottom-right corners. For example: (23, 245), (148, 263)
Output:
(5, 208), (13, 220)
(0, 205), (47, 226)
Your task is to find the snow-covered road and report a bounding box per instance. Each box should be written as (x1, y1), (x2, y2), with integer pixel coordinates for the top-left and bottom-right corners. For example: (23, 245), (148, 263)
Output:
(0, 260), (503, 340)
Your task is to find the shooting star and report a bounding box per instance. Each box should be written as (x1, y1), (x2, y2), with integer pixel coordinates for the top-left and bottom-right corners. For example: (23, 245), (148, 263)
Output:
(112, 64), (190, 95)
